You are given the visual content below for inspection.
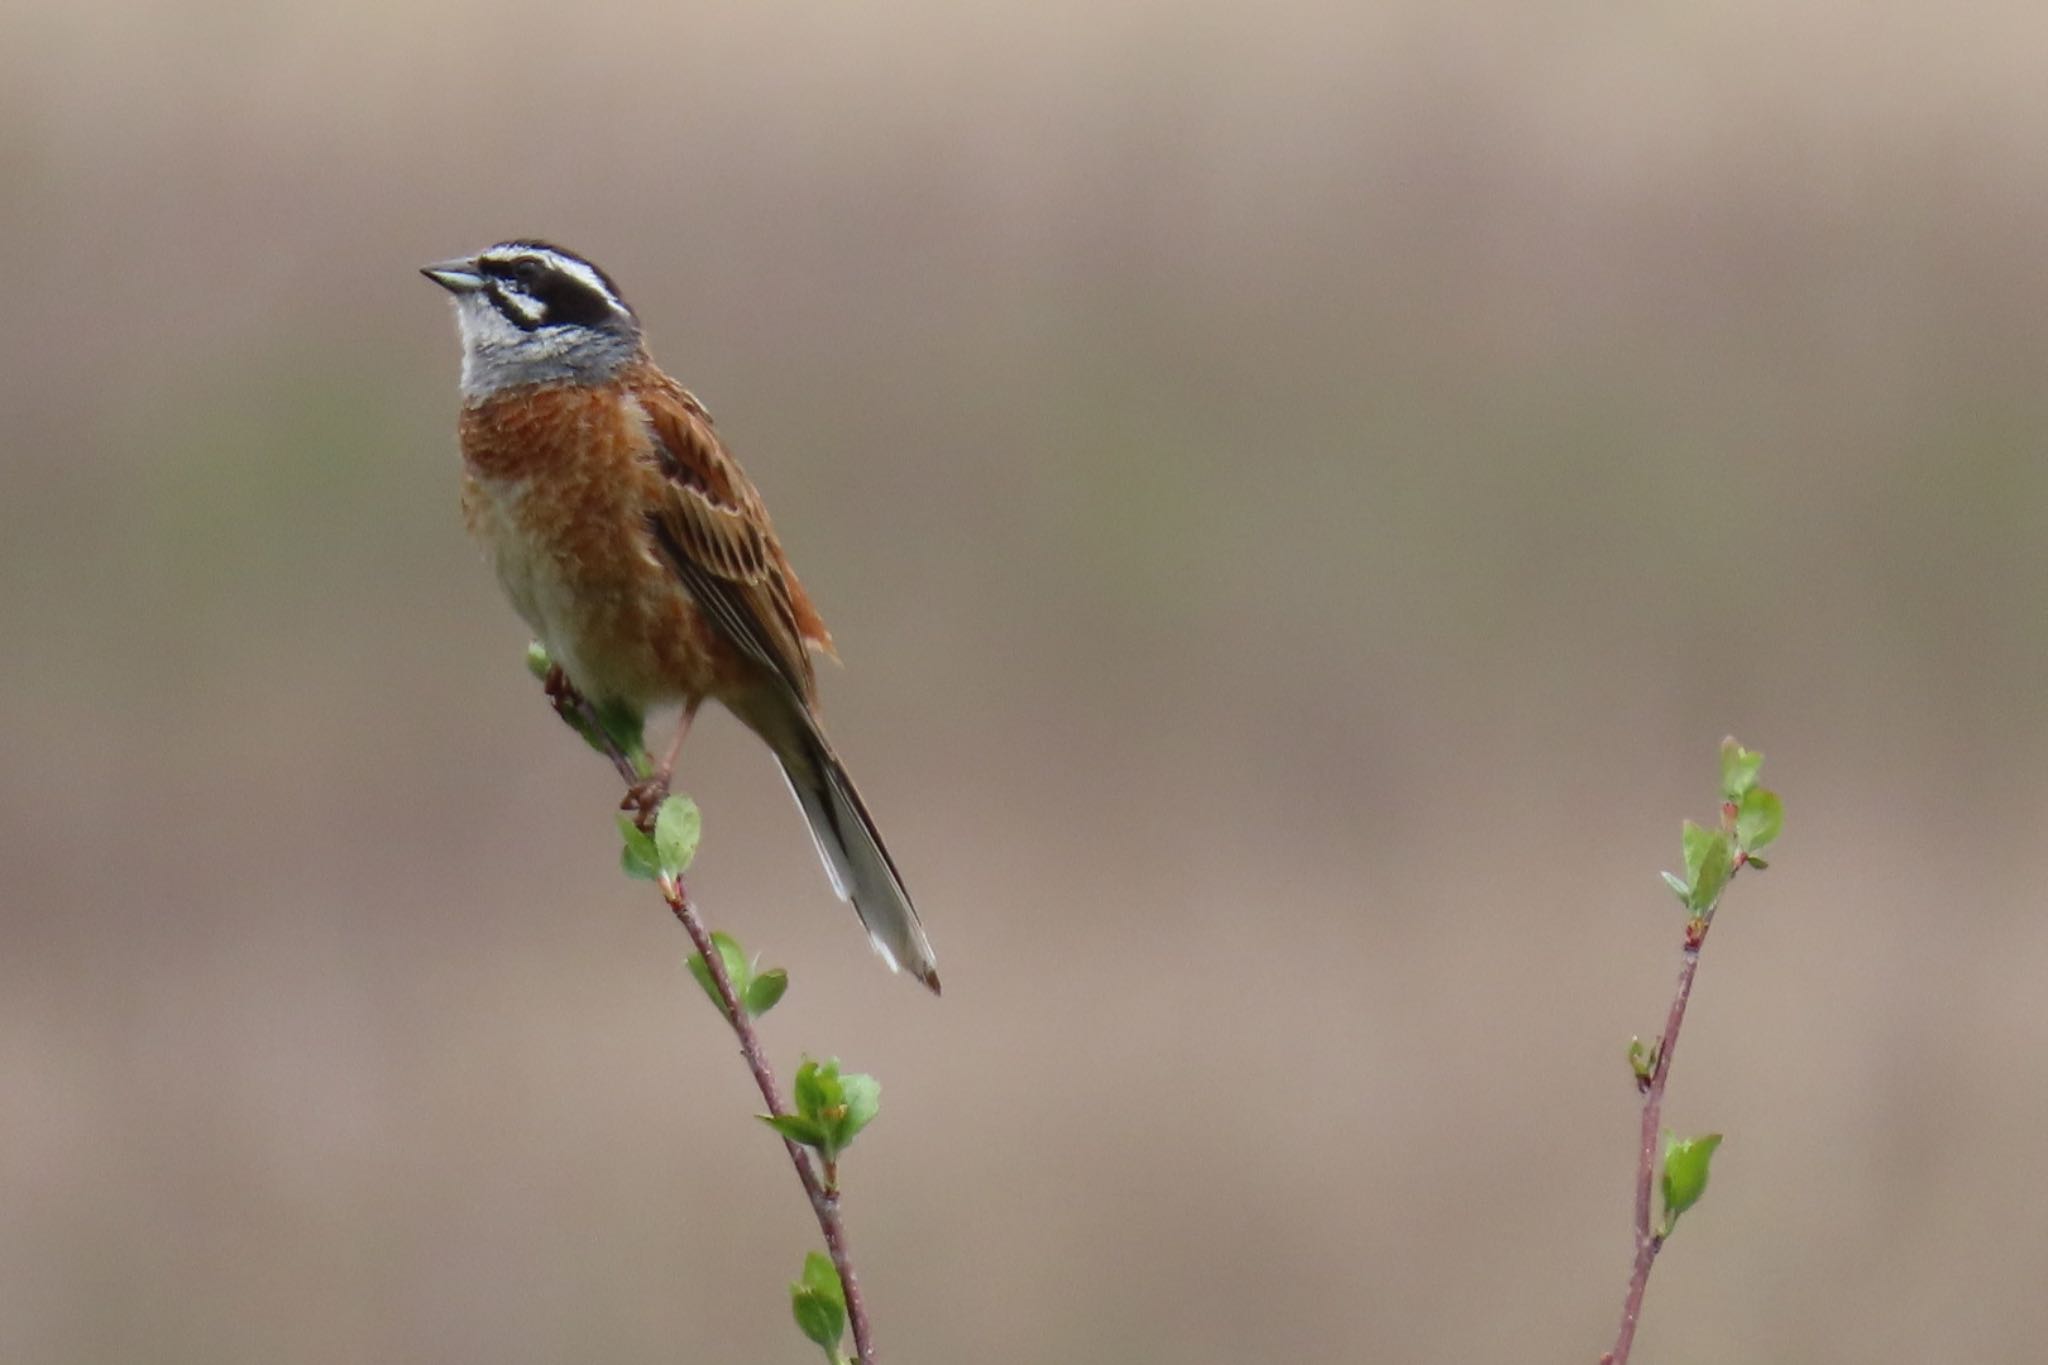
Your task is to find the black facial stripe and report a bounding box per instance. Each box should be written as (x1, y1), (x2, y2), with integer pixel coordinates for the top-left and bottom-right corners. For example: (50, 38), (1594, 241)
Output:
(533, 269), (615, 329)
(479, 253), (617, 331)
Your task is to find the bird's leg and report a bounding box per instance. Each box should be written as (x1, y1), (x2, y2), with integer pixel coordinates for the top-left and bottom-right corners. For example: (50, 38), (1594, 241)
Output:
(543, 665), (639, 784)
(620, 696), (701, 829)
(541, 663), (667, 829)
(660, 696), (703, 784)
(620, 778), (665, 830)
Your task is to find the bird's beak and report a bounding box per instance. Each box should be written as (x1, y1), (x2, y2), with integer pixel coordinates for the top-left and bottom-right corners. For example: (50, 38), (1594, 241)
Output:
(421, 258), (486, 293)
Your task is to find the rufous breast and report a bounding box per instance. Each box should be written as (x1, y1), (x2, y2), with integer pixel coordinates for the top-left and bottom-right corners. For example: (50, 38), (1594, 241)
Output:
(458, 384), (750, 707)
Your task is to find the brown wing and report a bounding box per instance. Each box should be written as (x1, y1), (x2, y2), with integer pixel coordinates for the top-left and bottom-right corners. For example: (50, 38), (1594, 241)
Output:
(636, 377), (836, 706)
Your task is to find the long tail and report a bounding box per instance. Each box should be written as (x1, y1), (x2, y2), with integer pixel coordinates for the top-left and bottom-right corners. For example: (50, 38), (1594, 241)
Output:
(770, 709), (940, 994)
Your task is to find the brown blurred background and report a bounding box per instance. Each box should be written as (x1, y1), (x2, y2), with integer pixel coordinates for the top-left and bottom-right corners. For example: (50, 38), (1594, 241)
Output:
(7, 2), (2048, 1361)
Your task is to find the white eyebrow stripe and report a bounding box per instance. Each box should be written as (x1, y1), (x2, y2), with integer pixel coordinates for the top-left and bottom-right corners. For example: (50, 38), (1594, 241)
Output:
(477, 245), (623, 312)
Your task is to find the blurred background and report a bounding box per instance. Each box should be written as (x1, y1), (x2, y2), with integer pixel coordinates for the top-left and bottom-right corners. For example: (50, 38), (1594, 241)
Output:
(6, 2), (2048, 1361)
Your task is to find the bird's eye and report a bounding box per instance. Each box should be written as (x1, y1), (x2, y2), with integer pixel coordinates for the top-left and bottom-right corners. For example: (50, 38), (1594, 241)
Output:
(513, 259), (545, 284)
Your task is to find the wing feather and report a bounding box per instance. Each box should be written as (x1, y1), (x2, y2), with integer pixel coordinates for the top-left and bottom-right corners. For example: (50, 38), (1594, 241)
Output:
(637, 379), (833, 704)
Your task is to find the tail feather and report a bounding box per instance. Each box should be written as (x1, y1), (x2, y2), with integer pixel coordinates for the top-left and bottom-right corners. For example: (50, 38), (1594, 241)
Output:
(775, 719), (940, 994)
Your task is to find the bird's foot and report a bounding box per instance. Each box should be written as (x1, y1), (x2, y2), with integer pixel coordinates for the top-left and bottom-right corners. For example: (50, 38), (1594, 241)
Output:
(621, 773), (671, 833)
(541, 662), (585, 719)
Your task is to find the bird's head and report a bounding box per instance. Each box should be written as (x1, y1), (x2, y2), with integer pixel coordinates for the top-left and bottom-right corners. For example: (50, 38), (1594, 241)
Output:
(423, 240), (642, 396)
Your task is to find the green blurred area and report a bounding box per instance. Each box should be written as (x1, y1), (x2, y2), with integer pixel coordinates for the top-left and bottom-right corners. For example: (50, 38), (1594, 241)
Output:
(7, 3), (2048, 1362)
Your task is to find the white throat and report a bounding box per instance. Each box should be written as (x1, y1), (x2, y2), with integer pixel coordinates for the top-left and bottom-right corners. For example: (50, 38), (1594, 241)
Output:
(449, 294), (638, 398)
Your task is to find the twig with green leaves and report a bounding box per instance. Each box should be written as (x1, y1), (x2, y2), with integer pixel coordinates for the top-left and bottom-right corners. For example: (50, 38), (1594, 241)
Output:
(532, 646), (885, 1365)
(1600, 738), (1784, 1365)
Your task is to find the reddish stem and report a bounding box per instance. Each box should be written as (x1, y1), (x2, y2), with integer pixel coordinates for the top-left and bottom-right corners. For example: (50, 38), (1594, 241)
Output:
(658, 871), (876, 1365)
(1602, 928), (1708, 1365)
(551, 681), (876, 1364)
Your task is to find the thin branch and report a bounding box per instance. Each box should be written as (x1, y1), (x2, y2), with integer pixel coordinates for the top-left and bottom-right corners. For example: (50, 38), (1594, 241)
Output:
(1600, 744), (1782, 1363)
(548, 677), (876, 1365)
(1601, 921), (1707, 1365)
(656, 869), (876, 1365)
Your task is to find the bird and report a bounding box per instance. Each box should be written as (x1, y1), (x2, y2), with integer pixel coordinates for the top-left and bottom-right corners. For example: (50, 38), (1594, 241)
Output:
(422, 240), (939, 993)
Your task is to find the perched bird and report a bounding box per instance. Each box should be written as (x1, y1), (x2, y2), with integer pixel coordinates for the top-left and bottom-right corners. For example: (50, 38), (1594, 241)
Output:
(423, 240), (939, 993)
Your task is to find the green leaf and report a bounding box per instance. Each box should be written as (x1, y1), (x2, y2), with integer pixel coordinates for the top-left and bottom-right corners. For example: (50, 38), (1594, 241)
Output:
(1684, 826), (1733, 917)
(653, 795), (702, 876)
(794, 1058), (844, 1124)
(683, 954), (719, 1010)
(525, 640), (554, 681)
(618, 815), (659, 882)
(745, 967), (789, 1017)
(620, 842), (658, 881)
(791, 1058), (856, 1159)
(712, 931), (749, 986)
(762, 1113), (829, 1148)
(1659, 1131), (1724, 1236)
(790, 1292), (841, 1358)
(1680, 820), (1713, 887)
(686, 931), (752, 1013)
(1660, 871), (1690, 904)
(802, 1249), (846, 1305)
(790, 1251), (847, 1355)
(592, 698), (649, 765)
(617, 813), (656, 859)
(793, 1058), (822, 1116)
(1736, 788), (1784, 854)
(834, 1071), (881, 1148)
(1627, 1036), (1658, 1083)
(1689, 835), (1732, 916)
(1719, 738), (1764, 801)
(563, 708), (607, 757)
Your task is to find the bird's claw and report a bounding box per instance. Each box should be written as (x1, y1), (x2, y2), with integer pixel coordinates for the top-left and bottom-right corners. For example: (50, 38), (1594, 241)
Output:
(622, 774), (670, 832)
